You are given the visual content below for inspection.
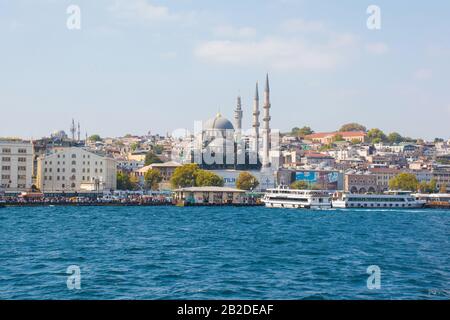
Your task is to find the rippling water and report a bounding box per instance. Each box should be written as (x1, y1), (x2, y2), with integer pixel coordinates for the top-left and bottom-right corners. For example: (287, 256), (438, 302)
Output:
(0, 206), (449, 299)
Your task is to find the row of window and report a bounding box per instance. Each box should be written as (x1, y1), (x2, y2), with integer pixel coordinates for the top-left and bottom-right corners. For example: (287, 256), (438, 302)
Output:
(1, 148), (28, 154)
(44, 168), (103, 173)
(1, 175), (27, 180)
(43, 176), (97, 182)
(1, 157), (27, 162)
(45, 160), (103, 165)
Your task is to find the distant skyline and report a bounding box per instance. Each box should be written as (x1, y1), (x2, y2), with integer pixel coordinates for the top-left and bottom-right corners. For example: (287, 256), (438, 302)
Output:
(1, 0), (450, 140)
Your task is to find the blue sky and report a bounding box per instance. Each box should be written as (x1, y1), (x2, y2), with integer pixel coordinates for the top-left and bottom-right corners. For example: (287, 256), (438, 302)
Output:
(1, 0), (450, 140)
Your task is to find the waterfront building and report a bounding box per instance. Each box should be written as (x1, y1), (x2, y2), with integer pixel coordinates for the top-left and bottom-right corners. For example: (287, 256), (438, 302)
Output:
(174, 186), (246, 205)
(368, 167), (402, 192)
(344, 172), (377, 194)
(36, 147), (117, 193)
(0, 140), (34, 193)
(134, 161), (181, 189)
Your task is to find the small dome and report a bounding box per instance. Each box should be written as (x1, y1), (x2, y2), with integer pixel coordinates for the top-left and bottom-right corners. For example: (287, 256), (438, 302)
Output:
(203, 113), (234, 131)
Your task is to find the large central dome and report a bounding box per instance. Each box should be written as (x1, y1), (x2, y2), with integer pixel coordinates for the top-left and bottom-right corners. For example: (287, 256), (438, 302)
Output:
(203, 113), (234, 131)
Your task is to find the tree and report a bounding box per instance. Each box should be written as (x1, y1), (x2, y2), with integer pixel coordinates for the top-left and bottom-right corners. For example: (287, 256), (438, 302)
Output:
(195, 170), (224, 187)
(339, 123), (367, 132)
(170, 164), (199, 188)
(130, 142), (140, 152)
(117, 172), (135, 190)
(367, 128), (387, 143)
(89, 134), (101, 142)
(389, 173), (419, 191)
(144, 169), (162, 190)
(387, 132), (404, 144)
(144, 151), (163, 166)
(332, 134), (344, 142)
(292, 126), (314, 137)
(290, 180), (309, 190)
(236, 172), (260, 190)
(418, 179), (437, 193)
(434, 138), (445, 143)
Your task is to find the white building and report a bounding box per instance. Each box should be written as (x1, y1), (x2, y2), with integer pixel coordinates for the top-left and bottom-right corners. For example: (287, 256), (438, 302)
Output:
(0, 140), (34, 193)
(37, 147), (117, 193)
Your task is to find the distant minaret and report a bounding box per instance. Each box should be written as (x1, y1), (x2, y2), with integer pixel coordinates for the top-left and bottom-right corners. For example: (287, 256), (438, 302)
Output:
(77, 122), (81, 142)
(252, 82), (260, 155)
(234, 95), (243, 132)
(262, 73), (271, 167)
(70, 119), (76, 141)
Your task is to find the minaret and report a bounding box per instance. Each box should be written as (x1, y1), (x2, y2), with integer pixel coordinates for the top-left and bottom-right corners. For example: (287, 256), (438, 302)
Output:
(77, 122), (81, 142)
(234, 95), (243, 131)
(262, 73), (271, 167)
(70, 119), (76, 141)
(252, 82), (260, 156)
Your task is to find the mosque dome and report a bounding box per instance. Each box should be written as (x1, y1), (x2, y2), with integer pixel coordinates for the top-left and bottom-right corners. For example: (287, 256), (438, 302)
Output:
(203, 113), (234, 131)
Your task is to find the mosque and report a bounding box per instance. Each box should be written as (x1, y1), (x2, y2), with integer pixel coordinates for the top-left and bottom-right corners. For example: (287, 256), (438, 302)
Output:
(191, 74), (273, 170)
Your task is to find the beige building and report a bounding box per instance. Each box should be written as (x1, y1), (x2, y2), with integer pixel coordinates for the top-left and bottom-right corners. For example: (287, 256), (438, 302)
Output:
(0, 140), (34, 193)
(368, 168), (401, 192)
(133, 161), (181, 189)
(344, 173), (377, 194)
(37, 147), (117, 193)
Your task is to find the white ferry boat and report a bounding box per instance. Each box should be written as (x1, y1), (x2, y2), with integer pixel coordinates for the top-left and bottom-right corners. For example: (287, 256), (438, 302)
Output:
(262, 187), (332, 209)
(331, 191), (426, 209)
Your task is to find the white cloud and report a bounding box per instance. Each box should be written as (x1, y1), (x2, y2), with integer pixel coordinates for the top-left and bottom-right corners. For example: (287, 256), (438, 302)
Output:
(195, 35), (356, 71)
(413, 68), (433, 80)
(213, 25), (257, 38)
(365, 42), (389, 55)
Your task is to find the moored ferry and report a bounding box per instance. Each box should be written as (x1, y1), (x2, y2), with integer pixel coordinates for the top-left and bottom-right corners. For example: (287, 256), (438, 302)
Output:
(262, 186), (332, 209)
(331, 191), (426, 209)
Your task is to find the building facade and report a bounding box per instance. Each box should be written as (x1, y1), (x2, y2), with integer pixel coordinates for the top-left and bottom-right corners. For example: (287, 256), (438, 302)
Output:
(344, 173), (377, 194)
(0, 140), (34, 193)
(36, 147), (117, 193)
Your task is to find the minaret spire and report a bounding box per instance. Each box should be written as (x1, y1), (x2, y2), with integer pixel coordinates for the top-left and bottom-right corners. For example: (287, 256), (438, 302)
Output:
(262, 73), (271, 167)
(252, 82), (260, 158)
(234, 95), (243, 131)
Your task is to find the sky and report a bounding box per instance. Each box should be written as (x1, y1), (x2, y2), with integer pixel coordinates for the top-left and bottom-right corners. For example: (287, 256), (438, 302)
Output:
(1, 0), (450, 140)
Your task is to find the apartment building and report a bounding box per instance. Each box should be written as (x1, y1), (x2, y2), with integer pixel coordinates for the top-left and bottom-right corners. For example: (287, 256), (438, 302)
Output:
(0, 140), (34, 193)
(36, 147), (117, 193)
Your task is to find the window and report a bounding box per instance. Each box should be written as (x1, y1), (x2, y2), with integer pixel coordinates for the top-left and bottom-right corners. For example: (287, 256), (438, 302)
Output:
(2, 148), (11, 153)
(72, 161), (76, 165)
(1, 175), (10, 180)
(71, 168), (76, 173)
(71, 154), (76, 158)
(17, 175), (26, 180)
(18, 148), (27, 154)
(2, 166), (11, 171)
(18, 166), (26, 171)
(18, 157), (27, 162)
(2, 157), (11, 162)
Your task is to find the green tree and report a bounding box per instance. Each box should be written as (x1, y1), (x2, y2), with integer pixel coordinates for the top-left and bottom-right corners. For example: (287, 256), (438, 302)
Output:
(130, 142), (140, 152)
(290, 180), (309, 190)
(89, 134), (101, 142)
(236, 172), (260, 191)
(434, 138), (444, 143)
(117, 172), (135, 190)
(144, 151), (163, 166)
(339, 123), (367, 132)
(332, 134), (344, 142)
(418, 179), (437, 193)
(144, 169), (162, 190)
(387, 132), (404, 144)
(367, 128), (387, 143)
(195, 170), (224, 187)
(292, 126), (314, 138)
(170, 164), (199, 188)
(389, 173), (419, 191)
